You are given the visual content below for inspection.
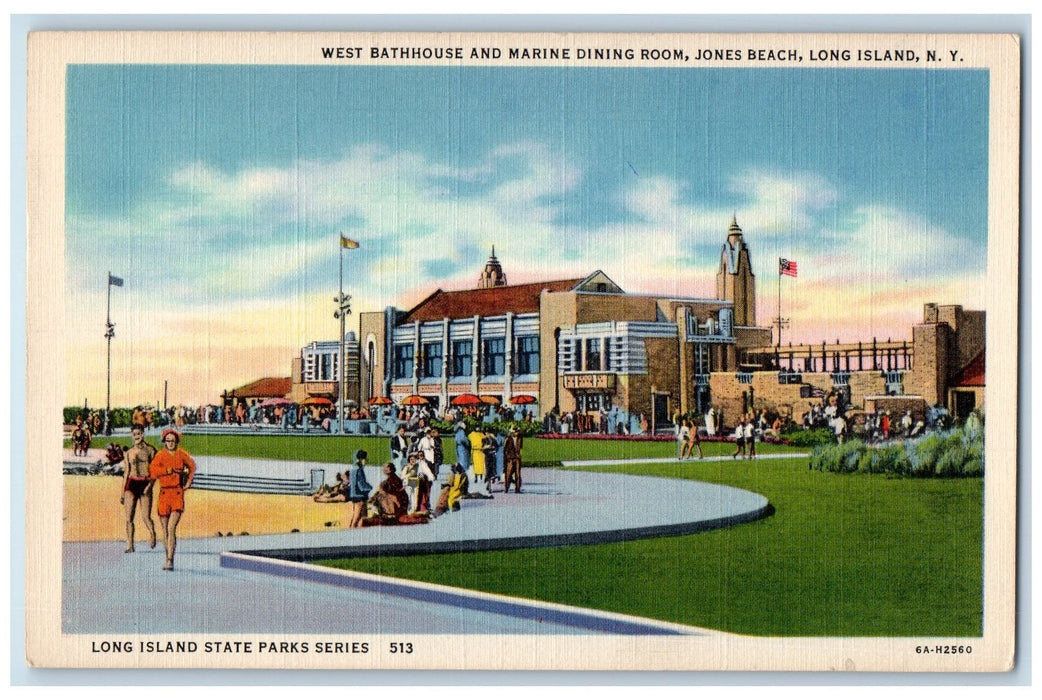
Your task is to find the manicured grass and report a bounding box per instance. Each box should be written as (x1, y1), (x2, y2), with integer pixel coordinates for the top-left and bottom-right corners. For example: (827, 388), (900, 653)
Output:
(321, 457), (983, 637)
(81, 432), (982, 635)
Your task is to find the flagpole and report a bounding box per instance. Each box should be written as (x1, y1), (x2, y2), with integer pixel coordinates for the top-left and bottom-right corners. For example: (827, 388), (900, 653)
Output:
(339, 240), (345, 436)
(105, 272), (114, 434)
(334, 235), (356, 435)
(777, 262), (782, 349)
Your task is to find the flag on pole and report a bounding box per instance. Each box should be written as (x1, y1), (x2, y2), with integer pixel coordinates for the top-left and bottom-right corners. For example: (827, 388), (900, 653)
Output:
(108, 274), (124, 287)
(779, 258), (798, 277)
(340, 235), (359, 249)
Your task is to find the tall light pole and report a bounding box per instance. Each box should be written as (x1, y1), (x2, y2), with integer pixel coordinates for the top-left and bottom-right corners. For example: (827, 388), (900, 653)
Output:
(334, 234), (358, 434)
(105, 272), (123, 434)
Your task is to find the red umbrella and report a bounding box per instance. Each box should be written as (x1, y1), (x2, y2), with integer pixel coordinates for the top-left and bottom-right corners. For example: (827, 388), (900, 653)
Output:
(368, 396), (393, 405)
(301, 397), (333, 406)
(451, 393), (482, 406)
(511, 394), (537, 404)
(400, 395), (430, 406)
(479, 395), (501, 405)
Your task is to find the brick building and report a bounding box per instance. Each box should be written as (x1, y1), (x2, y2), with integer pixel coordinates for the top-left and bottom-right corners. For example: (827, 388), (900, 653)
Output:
(357, 219), (771, 430)
(352, 218), (984, 431)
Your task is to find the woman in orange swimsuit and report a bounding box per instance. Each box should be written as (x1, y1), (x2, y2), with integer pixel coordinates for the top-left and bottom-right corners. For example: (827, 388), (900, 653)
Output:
(148, 429), (196, 571)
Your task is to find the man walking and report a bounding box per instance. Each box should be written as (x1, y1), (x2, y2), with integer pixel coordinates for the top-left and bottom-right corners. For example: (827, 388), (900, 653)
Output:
(503, 427), (524, 493)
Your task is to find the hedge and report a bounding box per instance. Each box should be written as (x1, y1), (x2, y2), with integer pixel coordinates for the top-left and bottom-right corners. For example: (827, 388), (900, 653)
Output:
(809, 425), (984, 478)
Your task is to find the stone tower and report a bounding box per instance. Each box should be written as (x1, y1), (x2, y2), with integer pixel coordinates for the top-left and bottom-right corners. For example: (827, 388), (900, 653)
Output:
(478, 246), (507, 289)
(715, 216), (756, 327)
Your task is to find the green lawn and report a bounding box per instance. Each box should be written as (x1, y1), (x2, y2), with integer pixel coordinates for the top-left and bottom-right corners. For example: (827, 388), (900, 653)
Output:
(322, 455), (983, 637)
(83, 433), (983, 636)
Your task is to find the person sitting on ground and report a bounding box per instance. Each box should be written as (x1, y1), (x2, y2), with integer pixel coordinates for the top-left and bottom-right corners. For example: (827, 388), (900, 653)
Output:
(104, 442), (125, 467)
(369, 462), (409, 520)
(313, 471), (350, 503)
(435, 463), (469, 515)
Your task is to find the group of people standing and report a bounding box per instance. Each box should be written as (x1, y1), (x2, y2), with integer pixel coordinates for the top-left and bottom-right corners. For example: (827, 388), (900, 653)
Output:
(119, 426), (196, 571)
(730, 414), (759, 459)
(454, 422), (524, 495)
(333, 420), (519, 529)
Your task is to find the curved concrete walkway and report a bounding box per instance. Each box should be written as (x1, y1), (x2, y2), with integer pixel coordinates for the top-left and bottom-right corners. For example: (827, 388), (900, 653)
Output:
(63, 465), (769, 636)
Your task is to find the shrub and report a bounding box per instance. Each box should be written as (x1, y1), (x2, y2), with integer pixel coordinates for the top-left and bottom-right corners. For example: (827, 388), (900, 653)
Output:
(810, 427), (982, 479)
(783, 428), (835, 448)
(809, 439), (865, 473)
(911, 434), (946, 477)
(430, 417), (542, 438)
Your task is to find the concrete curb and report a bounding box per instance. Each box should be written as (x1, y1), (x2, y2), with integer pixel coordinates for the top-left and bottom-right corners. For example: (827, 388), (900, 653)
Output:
(220, 552), (726, 636)
(227, 502), (773, 562)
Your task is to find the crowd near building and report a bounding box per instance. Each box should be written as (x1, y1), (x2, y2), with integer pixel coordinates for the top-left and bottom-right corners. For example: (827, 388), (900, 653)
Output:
(222, 218), (985, 433)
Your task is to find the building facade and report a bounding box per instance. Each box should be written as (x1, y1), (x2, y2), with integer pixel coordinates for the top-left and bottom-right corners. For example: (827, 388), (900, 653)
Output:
(357, 220), (775, 429)
(353, 219), (985, 430)
(288, 333), (360, 405)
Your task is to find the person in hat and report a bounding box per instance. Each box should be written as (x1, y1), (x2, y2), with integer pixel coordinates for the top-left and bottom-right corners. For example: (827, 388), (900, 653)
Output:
(347, 449), (373, 528)
(503, 427), (524, 493)
(389, 425), (409, 471)
(417, 426), (442, 506)
(148, 429), (196, 571)
(453, 421), (471, 472)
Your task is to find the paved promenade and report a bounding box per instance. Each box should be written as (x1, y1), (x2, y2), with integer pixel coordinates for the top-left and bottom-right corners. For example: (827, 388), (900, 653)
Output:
(63, 464), (769, 636)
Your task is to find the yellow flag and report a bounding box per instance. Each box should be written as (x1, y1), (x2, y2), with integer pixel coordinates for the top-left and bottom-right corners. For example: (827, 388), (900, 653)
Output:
(340, 235), (359, 249)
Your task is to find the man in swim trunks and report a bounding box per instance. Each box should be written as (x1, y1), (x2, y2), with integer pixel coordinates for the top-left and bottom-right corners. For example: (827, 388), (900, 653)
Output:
(148, 429), (196, 571)
(120, 425), (158, 553)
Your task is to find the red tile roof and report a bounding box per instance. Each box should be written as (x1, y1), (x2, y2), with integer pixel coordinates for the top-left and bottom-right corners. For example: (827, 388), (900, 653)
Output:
(952, 350), (985, 387)
(228, 377), (292, 398)
(402, 278), (584, 323)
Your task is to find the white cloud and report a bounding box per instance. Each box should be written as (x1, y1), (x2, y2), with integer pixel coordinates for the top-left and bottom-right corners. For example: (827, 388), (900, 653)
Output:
(65, 147), (985, 405)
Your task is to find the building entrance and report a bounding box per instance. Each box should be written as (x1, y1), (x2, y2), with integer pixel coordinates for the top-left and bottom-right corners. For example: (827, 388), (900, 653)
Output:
(652, 393), (669, 434)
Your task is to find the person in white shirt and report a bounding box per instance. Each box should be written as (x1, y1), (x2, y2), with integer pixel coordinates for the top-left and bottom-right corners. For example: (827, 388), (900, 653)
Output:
(676, 420), (690, 459)
(744, 418), (756, 459)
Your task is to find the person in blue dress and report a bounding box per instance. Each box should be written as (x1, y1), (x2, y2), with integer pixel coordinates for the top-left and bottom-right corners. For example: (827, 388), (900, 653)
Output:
(347, 449), (374, 528)
(454, 422), (471, 473)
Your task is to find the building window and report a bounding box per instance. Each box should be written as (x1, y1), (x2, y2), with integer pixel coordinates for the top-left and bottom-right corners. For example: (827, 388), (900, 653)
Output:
(577, 393), (610, 412)
(393, 344), (414, 380)
(422, 342), (443, 378)
(319, 353), (333, 381)
(585, 338), (602, 371)
(451, 340), (472, 376)
(515, 336), (540, 375)
(693, 345), (711, 375)
(482, 337), (506, 376)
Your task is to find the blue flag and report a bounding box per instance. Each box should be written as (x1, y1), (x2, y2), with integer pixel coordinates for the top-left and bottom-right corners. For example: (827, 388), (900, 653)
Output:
(108, 274), (124, 287)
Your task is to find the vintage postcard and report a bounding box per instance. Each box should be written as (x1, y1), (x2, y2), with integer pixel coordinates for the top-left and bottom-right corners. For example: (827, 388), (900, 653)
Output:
(25, 31), (1020, 671)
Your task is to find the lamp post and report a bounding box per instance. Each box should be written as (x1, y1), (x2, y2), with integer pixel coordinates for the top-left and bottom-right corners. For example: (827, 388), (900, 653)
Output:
(334, 234), (357, 434)
(104, 272), (123, 435)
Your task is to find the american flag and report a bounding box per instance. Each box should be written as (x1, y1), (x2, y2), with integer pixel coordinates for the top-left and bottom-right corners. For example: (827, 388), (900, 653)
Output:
(779, 258), (798, 277)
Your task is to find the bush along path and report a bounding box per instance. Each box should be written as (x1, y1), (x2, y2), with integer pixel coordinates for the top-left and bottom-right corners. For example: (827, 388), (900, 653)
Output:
(808, 422), (984, 478)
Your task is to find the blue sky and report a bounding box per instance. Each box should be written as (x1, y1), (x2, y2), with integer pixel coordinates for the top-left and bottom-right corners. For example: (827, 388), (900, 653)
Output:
(65, 64), (989, 406)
